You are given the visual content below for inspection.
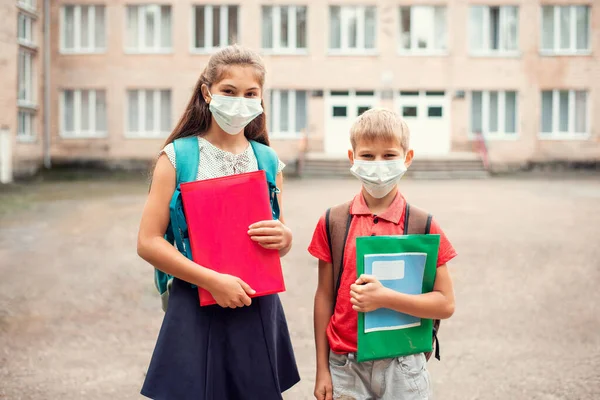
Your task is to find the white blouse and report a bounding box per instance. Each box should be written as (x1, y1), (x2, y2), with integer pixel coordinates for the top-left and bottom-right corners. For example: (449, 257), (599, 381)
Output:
(161, 137), (285, 180)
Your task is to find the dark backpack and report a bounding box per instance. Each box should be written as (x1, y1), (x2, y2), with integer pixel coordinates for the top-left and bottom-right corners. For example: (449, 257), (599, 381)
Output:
(325, 201), (441, 361)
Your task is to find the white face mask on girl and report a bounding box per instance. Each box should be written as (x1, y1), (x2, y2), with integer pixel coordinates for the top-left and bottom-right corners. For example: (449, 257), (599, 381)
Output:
(350, 159), (408, 199)
(207, 90), (263, 135)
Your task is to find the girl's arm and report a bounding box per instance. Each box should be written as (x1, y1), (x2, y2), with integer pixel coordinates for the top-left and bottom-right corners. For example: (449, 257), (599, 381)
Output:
(313, 259), (335, 400)
(350, 264), (455, 320)
(137, 154), (255, 308)
(248, 172), (293, 257)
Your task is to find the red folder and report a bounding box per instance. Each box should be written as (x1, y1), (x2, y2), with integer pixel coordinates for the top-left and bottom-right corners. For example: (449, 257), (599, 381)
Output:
(180, 170), (285, 306)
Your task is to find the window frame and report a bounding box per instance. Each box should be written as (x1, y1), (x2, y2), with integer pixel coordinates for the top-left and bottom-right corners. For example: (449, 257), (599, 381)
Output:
(125, 5), (173, 54)
(328, 5), (378, 55)
(17, 109), (36, 142)
(398, 5), (448, 56)
(191, 5), (240, 54)
(469, 90), (519, 140)
(539, 89), (590, 140)
(540, 5), (591, 56)
(60, 5), (107, 54)
(261, 5), (308, 55)
(268, 89), (308, 139)
(17, 12), (36, 49)
(60, 89), (108, 139)
(17, 49), (35, 109)
(125, 89), (172, 139)
(469, 5), (520, 57)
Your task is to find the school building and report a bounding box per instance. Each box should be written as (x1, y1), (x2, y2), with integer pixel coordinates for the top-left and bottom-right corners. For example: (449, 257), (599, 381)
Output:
(1, 0), (599, 181)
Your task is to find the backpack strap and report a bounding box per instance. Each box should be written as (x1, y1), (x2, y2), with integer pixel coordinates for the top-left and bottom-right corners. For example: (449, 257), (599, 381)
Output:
(168, 136), (200, 259)
(250, 140), (281, 220)
(174, 136), (200, 184)
(325, 201), (353, 311)
(404, 203), (441, 361)
(403, 203), (433, 235)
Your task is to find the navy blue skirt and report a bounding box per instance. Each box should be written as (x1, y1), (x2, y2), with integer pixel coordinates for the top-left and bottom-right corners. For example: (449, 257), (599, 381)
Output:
(141, 278), (300, 400)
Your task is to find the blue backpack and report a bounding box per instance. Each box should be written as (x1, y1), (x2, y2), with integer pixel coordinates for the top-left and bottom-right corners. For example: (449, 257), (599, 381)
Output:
(155, 136), (281, 311)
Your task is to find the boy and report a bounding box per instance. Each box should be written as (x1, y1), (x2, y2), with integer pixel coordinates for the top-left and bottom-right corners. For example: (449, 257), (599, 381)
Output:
(309, 108), (457, 400)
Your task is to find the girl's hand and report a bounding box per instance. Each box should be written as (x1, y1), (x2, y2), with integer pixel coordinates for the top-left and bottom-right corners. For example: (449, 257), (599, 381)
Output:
(207, 274), (256, 308)
(314, 369), (333, 400)
(248, 220), (292, 251)
(350, 275), (388, 313)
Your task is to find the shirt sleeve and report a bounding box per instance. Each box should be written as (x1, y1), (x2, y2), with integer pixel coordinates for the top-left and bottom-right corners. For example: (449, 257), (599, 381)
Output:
(159, 143), (176, 169)
(308, 213), (332, 263)
(429, 218), (457, 267)
(277, 159), (286, 173)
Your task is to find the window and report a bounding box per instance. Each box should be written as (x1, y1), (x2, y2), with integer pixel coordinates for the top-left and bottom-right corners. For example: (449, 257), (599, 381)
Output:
(18, 49), (34, 107)
(193, 5), (238, 52)
(262, 6), (307, 53)
(470, 91), (518, 138)
(127, 89), (171, 138)
(470, 6), (518, 54)
(126, 5), (172, 53)
(540, 90), (588, 138)
(329, 6), (377, 53)
(541, 6), (590, 54)
(402, 106), (417, 117)
(269, 90), (307, 137)
(61, 90), (107, 138)
(61, 5), (106, 53)
(399, 6), (447, 53)
(18, 13), (35, 46)
(18, 110), (35, 141)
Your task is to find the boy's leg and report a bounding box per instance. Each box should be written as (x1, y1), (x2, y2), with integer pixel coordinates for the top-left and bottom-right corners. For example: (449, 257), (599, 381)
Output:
(329, 352), (373, 400)
(379, 353), (432, 400)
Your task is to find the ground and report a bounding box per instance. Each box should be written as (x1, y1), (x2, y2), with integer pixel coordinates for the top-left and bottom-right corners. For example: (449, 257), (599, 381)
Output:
(1, 175), (599, 400)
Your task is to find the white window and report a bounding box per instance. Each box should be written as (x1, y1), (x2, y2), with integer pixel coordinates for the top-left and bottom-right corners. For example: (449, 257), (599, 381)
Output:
(126, 5), (172, 53)
(541, 6), (590, 55)
(18, 49), (34, 107)
(540, 90), (588, 138)
(470, 91), (518, 138)
(17, 0), (36, 12)
(18, 13), (35, 47)
(262, 6), (307, 53)
(399, 6), (447, 53)
(192, 5), (238, 52)
(61, 89), (107, 138)
(329, 6), (377, 53)
(470, 6), (518, 55)
(61, 5), (106, 53)
(18, 110), (35, 141)
(268, 90), (308, 138)
(127, 89), (171, 138)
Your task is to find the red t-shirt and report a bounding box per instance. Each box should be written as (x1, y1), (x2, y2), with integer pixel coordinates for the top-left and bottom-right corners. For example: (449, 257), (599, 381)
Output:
(308, 192), (457, 354)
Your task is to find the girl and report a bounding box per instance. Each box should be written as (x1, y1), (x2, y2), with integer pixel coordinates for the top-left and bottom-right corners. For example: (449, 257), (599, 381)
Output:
(137, 45), (300, 400)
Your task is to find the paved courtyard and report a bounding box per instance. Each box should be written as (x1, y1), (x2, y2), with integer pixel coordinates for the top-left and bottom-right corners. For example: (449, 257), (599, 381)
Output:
(1, 175), (599, 399)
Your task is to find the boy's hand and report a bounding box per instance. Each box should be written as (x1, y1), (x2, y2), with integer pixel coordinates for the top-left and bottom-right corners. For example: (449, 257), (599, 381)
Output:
(350, 275), (387, 313)
(314, 370), (333, 400)
(248, 220), (292, 250)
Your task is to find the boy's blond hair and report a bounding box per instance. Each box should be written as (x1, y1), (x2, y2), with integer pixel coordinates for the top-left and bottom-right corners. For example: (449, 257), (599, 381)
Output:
(349, 108), (410, 151)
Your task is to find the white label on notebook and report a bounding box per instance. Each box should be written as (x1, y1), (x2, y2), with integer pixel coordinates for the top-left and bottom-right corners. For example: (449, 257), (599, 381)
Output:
(372, 260), (405, 281)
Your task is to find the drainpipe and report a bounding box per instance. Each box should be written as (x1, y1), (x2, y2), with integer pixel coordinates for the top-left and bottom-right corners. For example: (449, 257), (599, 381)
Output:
(43, 0), (51, 168)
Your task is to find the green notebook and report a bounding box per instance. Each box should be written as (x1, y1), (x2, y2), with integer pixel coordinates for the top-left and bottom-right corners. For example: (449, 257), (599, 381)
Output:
(356, 234), (440, 362)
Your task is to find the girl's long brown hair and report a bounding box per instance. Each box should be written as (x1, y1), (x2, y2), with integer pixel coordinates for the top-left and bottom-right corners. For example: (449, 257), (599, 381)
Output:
(163, 45), (270, 147)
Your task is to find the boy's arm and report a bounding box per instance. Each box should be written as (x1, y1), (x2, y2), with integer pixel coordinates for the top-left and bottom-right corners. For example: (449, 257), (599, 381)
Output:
(314, 259), (334, 399)
(314, 259), (334, 370)
(350, 264), (455, 320)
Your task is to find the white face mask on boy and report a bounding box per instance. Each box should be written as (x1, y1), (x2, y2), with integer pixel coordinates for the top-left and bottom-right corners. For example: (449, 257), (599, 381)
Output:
(350, 159), (408, 199)
(207, 90), (263, 135)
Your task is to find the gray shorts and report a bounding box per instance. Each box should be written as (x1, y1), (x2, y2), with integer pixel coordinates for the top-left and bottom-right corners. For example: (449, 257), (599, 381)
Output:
(329, 351), (432, 400)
